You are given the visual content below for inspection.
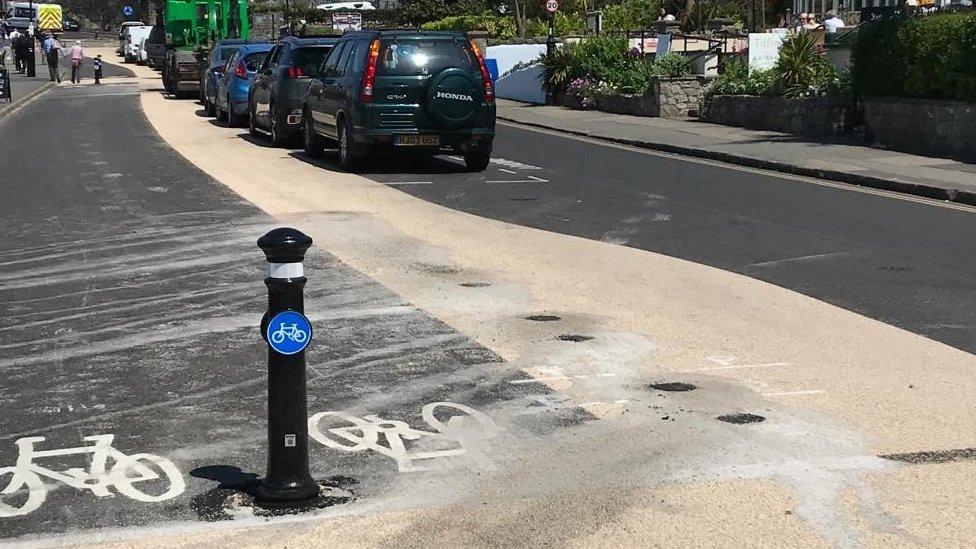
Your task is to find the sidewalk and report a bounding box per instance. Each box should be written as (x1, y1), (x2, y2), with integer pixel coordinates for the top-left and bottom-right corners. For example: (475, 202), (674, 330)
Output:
(1, 49), (57, 117)
(497, 99), (976, 205)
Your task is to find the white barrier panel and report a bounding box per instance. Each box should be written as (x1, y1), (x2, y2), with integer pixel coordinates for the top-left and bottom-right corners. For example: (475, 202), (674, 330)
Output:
(495, 64), (546, 104)
(485, 44), (549, 77)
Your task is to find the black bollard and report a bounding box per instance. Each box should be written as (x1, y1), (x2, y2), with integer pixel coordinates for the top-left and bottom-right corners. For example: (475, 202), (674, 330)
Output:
(93, 56), (102, 85)
(254, 227), (319, 505)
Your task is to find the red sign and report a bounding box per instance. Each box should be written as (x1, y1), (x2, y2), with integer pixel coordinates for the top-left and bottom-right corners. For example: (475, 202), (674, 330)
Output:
(545, 0), (559, 14)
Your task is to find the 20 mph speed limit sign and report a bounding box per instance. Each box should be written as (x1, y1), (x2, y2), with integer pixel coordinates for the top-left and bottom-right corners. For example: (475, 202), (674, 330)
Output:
(545, 0), (559, 14)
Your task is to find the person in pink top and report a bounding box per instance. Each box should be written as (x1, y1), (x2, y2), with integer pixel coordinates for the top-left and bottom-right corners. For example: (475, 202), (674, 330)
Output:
(68, 40), (84, 83)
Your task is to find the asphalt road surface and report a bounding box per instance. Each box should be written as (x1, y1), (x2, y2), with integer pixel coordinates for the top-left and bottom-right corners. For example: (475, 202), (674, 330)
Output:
(4, 76), (976, 545)
(358, 123), (976, 356)
(0, 83), (563, 538)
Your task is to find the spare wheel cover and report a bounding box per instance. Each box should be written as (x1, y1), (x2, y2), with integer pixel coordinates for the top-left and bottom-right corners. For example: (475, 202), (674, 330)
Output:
(427, 68), (480, 128)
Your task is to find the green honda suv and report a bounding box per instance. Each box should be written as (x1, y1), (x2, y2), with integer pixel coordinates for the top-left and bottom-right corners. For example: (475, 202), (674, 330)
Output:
(302, 30), (496, 171)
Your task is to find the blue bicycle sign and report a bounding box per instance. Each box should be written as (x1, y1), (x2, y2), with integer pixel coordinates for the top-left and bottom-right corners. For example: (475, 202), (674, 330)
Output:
(123, 5), (135, 16)
(266, 311), (312, 355)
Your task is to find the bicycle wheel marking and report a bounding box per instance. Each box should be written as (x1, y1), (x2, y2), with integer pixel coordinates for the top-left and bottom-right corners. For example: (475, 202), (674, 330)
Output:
(309, 402), (499, 473)
(265, 310), (312, 355)
(0, 435), (185, 518)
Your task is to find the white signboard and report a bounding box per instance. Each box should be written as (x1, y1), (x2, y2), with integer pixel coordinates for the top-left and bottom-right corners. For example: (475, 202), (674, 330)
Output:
(332, 12), (362, 32)
(748, 33), (784, 73)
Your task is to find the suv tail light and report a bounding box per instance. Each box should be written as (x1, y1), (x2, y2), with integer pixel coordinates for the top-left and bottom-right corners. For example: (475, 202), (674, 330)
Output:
(234, 60), (246, 79)
(286, 66), (305, 79)
(360, 39), (381, 103)
(469, 40), (494, 103)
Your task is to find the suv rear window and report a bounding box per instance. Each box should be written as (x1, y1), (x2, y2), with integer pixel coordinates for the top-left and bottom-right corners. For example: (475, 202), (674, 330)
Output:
(244, 52), (268, 71)
(377, 40), (477, 76)
(292, 46), (334, 72)
(218, 47), (237, 61)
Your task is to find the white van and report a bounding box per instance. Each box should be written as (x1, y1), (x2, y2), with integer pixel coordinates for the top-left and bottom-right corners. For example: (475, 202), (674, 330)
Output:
(122, 25), (152, 63)
(4, 2), (62, 31)
(117, 21), (146, 56)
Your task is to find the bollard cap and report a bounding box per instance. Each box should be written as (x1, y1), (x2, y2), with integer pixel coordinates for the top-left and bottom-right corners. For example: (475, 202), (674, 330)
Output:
(258, 228), (313, 264)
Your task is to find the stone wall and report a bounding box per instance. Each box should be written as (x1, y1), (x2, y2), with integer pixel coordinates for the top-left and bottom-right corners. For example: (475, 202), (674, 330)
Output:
(864, 99), (976, 162)
(569, 76), (706, 118)
(704, 95), (855, 137)
(652, 77), (705, 118)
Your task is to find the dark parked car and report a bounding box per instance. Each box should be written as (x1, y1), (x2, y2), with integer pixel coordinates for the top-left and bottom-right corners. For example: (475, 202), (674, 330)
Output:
(143, 25), (167, 69)
(248, 36), (339, 147)
(200, 39), (254, 117)
(302, 30), (496, 171)
(62, 16), (81, 32)
(216, 43), (273, 127)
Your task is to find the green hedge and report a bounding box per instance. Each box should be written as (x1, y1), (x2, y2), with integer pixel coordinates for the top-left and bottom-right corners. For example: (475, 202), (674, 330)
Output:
(421, 14), (516, 38)
(852, 12), (976, 103)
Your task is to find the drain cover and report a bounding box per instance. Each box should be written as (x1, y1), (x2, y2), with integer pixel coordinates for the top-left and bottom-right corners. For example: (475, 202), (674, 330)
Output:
(716, 413), (765, 424)
(526, 315), (561, 322)
(649, 382), (697, 392)
(460, 282), (491, 288)
(557, 334), (593, 342)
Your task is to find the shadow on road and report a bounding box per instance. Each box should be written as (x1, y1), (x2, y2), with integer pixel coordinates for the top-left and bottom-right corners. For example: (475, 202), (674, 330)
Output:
(287, 150), (471, 176)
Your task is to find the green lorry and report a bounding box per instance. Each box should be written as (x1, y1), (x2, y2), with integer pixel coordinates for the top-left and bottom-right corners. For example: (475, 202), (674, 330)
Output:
(151, 0), (249, 97)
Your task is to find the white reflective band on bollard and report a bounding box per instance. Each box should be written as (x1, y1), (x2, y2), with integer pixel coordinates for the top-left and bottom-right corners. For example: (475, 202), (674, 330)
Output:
(268, 262), (304, 279)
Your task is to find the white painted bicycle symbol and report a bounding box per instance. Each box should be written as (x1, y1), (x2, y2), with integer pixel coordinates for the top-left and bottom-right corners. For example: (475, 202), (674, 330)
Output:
(309, 402), (499, 472)
(0, 435), (186, 517)
(270, 322), (308, 344)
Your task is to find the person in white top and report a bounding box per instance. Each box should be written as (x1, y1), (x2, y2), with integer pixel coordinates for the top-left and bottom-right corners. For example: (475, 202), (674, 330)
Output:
(823, 11), (845, 33)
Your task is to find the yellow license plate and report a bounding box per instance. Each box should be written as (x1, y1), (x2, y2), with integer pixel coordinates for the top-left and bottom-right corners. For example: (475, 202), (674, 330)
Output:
(394, 135), (440, 146)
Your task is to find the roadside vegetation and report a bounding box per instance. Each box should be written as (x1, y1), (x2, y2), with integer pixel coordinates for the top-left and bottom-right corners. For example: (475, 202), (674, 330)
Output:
(540, 36), (692, 105)
(699, 10), (976, 116)
(851, 11), (976, 103)
(705, 33), (848, 101)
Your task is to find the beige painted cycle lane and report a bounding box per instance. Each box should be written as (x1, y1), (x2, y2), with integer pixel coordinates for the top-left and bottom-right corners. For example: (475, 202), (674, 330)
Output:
(105, 55), (976, 547)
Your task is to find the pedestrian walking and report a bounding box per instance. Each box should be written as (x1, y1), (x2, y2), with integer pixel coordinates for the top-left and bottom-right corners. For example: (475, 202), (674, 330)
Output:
(8, 28), (22, 72)
(68, 40), (84, 83)
(12, 31), (28, 73)
(42, 33), (62, 82)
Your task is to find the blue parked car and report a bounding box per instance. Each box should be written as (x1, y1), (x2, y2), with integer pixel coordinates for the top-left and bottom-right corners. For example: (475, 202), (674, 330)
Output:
(248, 36), (340, 147)
(216, 43), (273, 127)
(200, 39), (254, 118)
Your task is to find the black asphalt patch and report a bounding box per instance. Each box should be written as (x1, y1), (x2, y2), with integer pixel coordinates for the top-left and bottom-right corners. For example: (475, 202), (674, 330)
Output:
(557, 334), (594, 342)
(0, 84), (577, 540)
(525, 315), (561, 322)
(649, 382), (697, 392)
(367, 125), (976, 356)
(880, 447), (976, 464)
(716, 413), (766, 424)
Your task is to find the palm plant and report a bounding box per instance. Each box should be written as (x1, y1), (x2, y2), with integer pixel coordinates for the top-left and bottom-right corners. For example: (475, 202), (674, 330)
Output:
(538, 44), (578, 98)
(773, 33), (821, 98)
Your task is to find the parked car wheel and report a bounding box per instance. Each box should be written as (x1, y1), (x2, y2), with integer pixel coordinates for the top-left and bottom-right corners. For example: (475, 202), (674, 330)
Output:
(464, 150), (491, 172)
(204, 93), (216, 117)
(303, 109), (325, 158)
(336, 118), (363, 171)
(226, 95), (244, 127)
(216, 98), (228, 122)
(269, 104), (290, 148)
(248, 102), (260, 136)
